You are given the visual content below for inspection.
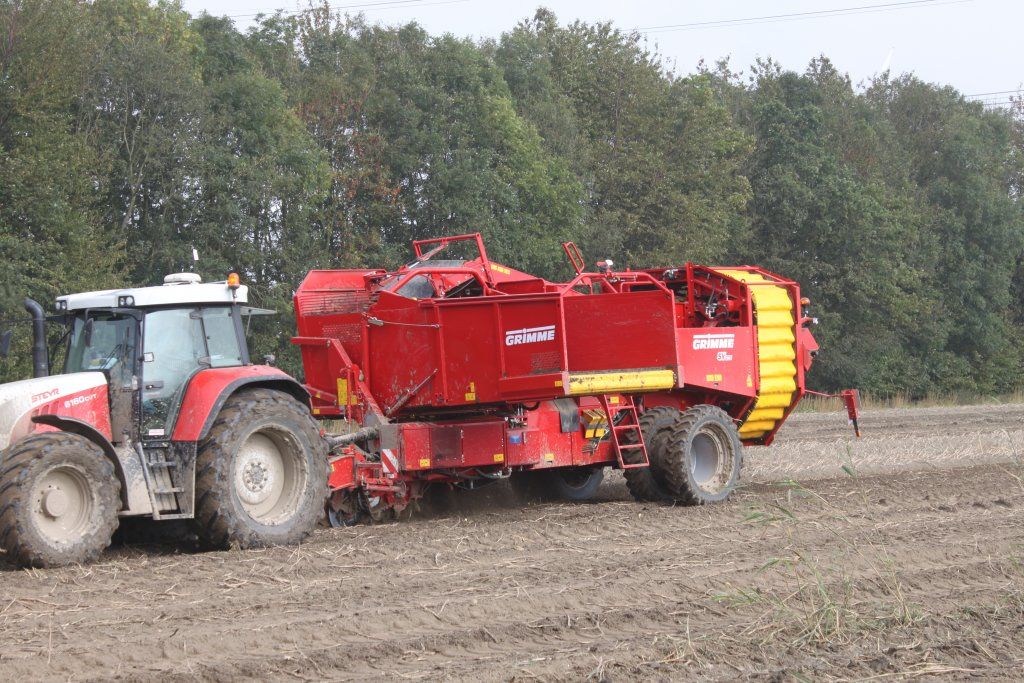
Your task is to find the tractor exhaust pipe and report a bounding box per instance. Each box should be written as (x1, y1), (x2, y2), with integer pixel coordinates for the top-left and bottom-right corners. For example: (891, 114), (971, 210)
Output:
(24, 297), (48, 378)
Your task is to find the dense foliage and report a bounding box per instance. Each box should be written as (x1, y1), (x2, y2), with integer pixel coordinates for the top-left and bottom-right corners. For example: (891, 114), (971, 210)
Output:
(1, 1), (1021, 396)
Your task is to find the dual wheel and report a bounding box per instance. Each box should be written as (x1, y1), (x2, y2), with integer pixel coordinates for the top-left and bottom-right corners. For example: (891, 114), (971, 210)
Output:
(624, 405), (744, 505)
(0, 389), (328, 568)
(510, 404), (743, 506)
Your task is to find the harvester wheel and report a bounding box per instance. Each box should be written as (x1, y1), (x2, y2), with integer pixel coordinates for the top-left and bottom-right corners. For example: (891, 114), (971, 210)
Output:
(547, 466), (604, 501)
(0, 433), (120, 567)
(659, 405), (742, 505)
(510, 467), (604, 502)
(622, 406), (680, 502)
(193, 389), (328, 549)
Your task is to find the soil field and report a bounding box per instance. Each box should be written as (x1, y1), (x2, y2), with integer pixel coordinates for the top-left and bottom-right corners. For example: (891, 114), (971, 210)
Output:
(2, 404), (1023, 681)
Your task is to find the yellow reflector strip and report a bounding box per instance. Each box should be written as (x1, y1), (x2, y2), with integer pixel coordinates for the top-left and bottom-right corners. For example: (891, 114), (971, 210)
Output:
(566, 369), (676, 395)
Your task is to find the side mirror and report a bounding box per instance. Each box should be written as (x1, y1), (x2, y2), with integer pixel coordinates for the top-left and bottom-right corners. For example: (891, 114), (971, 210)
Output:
(0, 330), (11, 358)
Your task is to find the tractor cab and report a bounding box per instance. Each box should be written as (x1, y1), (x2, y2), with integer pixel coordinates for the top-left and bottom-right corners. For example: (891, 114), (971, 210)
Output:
(56, 273), (253, 444)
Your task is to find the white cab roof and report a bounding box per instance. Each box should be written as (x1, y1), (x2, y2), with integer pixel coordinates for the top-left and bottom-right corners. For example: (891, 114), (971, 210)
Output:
(57, 275), (249, 311)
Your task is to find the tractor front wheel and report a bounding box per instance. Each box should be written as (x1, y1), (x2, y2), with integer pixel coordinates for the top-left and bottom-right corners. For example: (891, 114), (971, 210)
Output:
(0, 433), (120, 567)
(193, 389), (328, 549)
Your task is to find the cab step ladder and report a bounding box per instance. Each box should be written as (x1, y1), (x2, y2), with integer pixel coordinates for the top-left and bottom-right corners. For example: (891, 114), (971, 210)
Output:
(136, 443), (189, 520)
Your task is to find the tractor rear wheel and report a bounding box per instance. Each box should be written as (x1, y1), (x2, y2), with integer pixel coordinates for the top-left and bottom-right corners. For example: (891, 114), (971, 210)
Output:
(658, 405), (743, 505)
(0, 433), (120, 567)
(623, 406), (680, 502)
(193, 389), (328, 549)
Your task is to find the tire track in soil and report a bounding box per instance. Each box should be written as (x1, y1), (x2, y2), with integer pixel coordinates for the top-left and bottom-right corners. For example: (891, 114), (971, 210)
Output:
(0, 405), (1022, 680)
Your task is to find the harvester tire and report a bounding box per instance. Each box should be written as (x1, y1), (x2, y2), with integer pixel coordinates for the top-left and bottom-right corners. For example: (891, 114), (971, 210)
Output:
(193, 389), (328, 549)
(659, 405), (742, 505)
(0, 433), (120, 567)
(510, 467), (604, 502)
(623, 406), (679, 502)
(547, 466), (604, 501)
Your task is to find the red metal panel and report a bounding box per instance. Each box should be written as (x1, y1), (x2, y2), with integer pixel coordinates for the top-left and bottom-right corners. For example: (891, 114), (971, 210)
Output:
(677, 326), (758, 397)
(365, 295), (440, 413)
(562, 291), (676, 373)
(506, 404), (577, 468)
(32, 385), (113, 441)
(392, 420), (507, 470)
(328, 453), (357, 490)
(431, 302), (504, 405)
(459, 421), (507, 468)
(171, 365), (299, 441)
(490, 298), (564, 380)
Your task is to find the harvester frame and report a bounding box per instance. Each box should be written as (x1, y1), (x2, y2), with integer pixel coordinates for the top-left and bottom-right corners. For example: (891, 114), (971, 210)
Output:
(293, 233), (847, 522)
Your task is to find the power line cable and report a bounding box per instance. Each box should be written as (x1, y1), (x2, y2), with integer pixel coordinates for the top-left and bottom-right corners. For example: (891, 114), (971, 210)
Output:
(634, 0), (973, 34)
(965, 89), (1022, 98)
(227, 0), (466, 20)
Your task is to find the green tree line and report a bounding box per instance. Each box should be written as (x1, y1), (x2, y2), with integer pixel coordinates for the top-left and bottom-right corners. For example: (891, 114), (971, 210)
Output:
(1, 1), (1022, 396)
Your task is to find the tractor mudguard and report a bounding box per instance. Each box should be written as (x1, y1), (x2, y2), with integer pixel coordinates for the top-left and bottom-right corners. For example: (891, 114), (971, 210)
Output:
(171, 366), (310, 442)
(30, 415), (129, 508)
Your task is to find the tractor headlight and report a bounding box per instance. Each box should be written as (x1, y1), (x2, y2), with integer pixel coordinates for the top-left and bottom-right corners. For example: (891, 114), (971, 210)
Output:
(55, 300), (67, 311)
(118, 295), (135, 307)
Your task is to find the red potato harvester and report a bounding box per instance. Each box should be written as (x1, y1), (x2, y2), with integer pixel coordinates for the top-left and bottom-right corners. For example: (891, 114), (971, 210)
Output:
(0, 232), (857, 567)
(294, 233), (859, 524)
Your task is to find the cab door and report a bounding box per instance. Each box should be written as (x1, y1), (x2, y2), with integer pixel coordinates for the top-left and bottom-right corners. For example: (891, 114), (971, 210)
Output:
(141, 308), (207, 438)
(140, 306), (246, 438)
(64, 311), (141, 444)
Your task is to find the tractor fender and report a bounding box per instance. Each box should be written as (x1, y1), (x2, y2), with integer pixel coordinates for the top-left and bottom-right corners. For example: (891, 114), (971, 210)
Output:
(171, 366), (310, 442)
(30, 414), (130, 508)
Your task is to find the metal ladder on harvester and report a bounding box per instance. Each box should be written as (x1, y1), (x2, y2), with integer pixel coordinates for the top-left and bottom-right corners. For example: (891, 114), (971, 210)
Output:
(597, 395), (650, 469)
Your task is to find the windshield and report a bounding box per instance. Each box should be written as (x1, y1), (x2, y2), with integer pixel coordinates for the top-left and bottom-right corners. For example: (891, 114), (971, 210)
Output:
(65, 313), (137, 374)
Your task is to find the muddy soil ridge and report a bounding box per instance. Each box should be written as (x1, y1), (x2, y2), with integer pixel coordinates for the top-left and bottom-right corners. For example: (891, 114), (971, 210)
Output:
(2, 404), (1023, 680)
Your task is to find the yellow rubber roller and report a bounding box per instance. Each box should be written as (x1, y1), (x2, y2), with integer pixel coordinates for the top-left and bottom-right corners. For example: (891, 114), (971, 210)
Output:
(716, 270), (799, 440)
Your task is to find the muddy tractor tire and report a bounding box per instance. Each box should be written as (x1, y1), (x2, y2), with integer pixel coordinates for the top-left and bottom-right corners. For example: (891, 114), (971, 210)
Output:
(658, 405), (743, 505)
(0, 432), (121, 567)
(194, 389), (328, 549)
(623, 406), (681, 503)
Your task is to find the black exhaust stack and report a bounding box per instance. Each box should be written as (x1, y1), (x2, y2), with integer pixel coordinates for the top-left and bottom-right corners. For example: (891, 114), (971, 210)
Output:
(24, 298), (48, 377)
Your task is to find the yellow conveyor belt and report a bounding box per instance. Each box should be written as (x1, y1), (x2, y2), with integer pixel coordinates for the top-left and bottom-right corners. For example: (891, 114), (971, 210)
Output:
(716, 270), (798, 440)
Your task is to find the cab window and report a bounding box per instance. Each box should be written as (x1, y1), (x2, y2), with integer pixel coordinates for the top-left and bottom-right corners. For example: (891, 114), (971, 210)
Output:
(201, 308), (244, 367)
(141, 309), (206, 435)
(140, 307), (244, 436)
(64, 313), (137, 389)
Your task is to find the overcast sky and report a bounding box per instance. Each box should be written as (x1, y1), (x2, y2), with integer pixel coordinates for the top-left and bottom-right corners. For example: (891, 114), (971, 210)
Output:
(180, 0), (1022, 105)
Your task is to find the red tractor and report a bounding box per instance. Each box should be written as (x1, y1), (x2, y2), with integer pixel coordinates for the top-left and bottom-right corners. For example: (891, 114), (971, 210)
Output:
(294, 234), (857, 524)
(0, 274), (327, 567)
